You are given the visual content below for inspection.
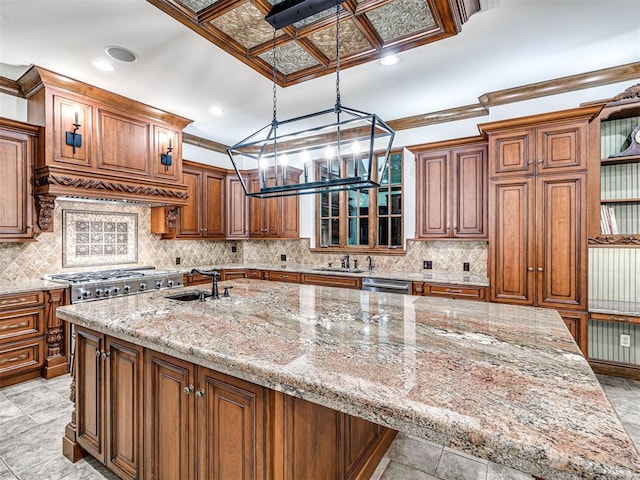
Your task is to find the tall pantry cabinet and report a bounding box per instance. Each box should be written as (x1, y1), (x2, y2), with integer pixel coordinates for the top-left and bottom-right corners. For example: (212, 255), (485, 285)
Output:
(480, 106), (601, 354)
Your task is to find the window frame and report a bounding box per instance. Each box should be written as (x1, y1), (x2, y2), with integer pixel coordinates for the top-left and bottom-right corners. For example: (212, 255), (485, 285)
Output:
(313, 148), (404, 254)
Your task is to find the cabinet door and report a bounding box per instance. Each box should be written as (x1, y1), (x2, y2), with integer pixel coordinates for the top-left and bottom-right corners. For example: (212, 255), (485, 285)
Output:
(557, 310), (587, 356)
(415, 152), (449, 238)
(196, 368), (266, 480)
(452, 146), (487, 238)
(178, 169), (203, 237)
(76, 328), (105, 462)
(488, 129), (534, 177)
(97, 107), (151, 177)
(145, 351), (194, 480)
(280, 171), (300, 238)
(535, 174), (586, 310)
(343, 415), (381, 479)
(536, 121), (587, 173)
(106, 337), (143, 480)
(248, 175), (265, 237)
(226, 175), (248, 238)
(489, 178), (535, 305)
(203, 171), (225, 238)
(0, 129), (33, 240)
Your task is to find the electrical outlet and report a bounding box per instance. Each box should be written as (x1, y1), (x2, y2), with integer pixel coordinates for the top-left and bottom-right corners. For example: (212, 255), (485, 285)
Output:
(463, 262), (470, 272)
(280, 254), (287, 262)
(175, 257), (181, 265)
(423, 260), (432, 269)
(620, 334), (631, 348)
(231, 245), (237, 253)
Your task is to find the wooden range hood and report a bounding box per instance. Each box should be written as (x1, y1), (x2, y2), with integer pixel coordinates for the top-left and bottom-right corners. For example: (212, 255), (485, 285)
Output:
(16, 66), (191, 231)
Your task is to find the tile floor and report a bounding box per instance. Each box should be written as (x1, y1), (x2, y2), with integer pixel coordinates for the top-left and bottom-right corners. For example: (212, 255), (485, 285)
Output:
(0, 374), (638, 480)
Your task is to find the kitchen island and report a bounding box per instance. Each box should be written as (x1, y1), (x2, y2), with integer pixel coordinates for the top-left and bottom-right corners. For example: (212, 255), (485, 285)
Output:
(57, 279), (640, 479)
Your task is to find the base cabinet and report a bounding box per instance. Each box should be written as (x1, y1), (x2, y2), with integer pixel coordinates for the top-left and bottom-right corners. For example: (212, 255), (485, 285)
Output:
(75, 328), (143, 480)
(67, 328), (394, 480)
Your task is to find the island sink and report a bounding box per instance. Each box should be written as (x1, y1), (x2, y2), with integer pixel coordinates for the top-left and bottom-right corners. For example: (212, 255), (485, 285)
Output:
(165, 291), (211, 301)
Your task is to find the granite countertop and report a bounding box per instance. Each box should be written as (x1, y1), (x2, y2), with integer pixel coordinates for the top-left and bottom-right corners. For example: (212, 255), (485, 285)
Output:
(0, 279), (69, 297)
(56, 280), (640, 479)
(177, 262), (490, 286)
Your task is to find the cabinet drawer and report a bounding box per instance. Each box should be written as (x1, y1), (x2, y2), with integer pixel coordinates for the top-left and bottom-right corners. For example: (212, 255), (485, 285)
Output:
(0, 291), (44, 312)
(426, 284), (486, 301)
(0, 308), (44, 343)
(0, 338), (44, 376)
(187, 273), (214, 286)
(266, 271), (301, 283)
(222, 269), (247, 280)
(590, 312), (640, 325)
(247, 270), (264, 279)
(301, 274), (361, 290)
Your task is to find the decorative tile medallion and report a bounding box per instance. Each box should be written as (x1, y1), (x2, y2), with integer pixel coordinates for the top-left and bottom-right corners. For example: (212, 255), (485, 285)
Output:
(62, 210), (138, 267)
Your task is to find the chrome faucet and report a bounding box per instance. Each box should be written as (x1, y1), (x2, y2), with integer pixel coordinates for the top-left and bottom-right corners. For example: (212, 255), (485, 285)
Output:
(366, 255), (374, 271)
(341, 255), (350, 270)
(189, 268), (220, 299)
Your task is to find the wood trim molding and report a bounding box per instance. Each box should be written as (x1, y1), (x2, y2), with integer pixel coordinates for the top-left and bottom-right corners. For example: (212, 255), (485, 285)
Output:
(388, 103), (488, 131)
(588, 235), (640, 246)
(0, 77), (23, 97)
(182, 132), (229, 154)
(478, 105), (604, 134)
(406, 134), (485, 153)
(479, 61), (640, 107)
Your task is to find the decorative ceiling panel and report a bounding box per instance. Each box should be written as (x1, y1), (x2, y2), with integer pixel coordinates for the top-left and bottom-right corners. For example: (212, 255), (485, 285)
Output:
(258, 41), (321, 75)
(209, 1), (274, 49)
(307, 19), (372, 61)
(147, 0), (480, 86)
(366, 0), (436, 42)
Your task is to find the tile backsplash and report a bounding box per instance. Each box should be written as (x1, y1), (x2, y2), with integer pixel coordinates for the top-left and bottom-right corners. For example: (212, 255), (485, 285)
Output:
(0, 199), (487, 281)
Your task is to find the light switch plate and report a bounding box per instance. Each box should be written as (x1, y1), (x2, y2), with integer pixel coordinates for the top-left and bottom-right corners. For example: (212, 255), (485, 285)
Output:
(620, 334), (631, 348)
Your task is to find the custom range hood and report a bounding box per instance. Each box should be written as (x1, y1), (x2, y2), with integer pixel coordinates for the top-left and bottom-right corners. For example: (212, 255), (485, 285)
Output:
(16, 66), (192, 231)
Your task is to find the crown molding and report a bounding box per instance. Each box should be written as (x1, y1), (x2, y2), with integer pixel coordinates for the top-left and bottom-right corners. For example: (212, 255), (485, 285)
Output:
(182, 132), (229, 154)
(0, 77), (22, 97)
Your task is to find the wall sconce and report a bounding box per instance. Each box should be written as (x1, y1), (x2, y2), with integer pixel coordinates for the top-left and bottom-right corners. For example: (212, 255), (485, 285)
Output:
(161, 138), (173, 172)
(65, 110), (82, 154)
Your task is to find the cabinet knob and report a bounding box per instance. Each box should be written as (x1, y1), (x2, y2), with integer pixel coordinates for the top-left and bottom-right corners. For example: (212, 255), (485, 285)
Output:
(194, 389), (206, 399)
(527, 267), (534, 272)
(96, 350), (101, 357)
(184, 384), (194, 395)
(537, 267), (544, 272)
(101, 351), (110, 360)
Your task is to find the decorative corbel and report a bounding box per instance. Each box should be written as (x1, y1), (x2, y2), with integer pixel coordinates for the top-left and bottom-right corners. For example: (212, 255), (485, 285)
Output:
(35, 194), (56, 232)
(165, 206), (178, 231)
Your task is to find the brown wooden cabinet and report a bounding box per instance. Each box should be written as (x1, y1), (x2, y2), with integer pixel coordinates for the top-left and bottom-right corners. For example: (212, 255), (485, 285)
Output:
(144, 350), (267, 480)
(412, 282), (487, 301)
(301, 274), (362, 289)
(0, 288), (67, 387)
(176, 161), (226, 239)
(75, 327), (143, 480)
(414, 139), (487, 239)
(480, 108), (597, 354)
(265, 270), (302, 283)
(226, 175), (249, 238)
(0, 118), (39, 241)
(247, 170), (300, 239)
(221, 269), (248, 280)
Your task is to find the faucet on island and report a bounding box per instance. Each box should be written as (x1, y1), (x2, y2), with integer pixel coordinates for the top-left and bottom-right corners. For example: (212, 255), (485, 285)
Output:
(341, 255), (350, 270)
(366, 255), (374, 271)
(189, 268), (220, 299)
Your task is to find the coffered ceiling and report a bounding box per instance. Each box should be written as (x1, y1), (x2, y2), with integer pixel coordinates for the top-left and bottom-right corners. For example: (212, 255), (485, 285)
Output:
(147, 0), (479, 86)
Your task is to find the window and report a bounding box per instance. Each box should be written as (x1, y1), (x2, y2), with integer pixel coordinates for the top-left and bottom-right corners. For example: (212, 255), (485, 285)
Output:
(316, 150), (403, 251)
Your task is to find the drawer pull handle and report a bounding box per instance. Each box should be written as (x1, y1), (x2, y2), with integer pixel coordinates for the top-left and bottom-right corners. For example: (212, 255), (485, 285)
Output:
(446, 289), (463, 294)
(1, 353), (28, 364)
(0, 298), (28, 306)
(0, 322), (28, 331)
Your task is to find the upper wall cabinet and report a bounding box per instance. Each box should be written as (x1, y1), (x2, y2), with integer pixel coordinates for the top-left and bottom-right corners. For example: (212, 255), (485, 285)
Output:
(0, 118), (39, 242)
(247, 169), (300, 239)
(413, 138), (487, 240)
(16, 66), (192, 231)
(480, 108), (596, 179)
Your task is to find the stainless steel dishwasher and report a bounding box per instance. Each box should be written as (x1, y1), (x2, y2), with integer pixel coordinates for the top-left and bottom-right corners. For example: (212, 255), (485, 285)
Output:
(361, 277), (411, 294)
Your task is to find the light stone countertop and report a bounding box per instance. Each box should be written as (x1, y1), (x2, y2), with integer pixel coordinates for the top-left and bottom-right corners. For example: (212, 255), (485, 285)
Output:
(0, 279), (69, 296)
(589, 299), (640, 318)
(176, 262), (490, 286)
(56, 279), (640, 480)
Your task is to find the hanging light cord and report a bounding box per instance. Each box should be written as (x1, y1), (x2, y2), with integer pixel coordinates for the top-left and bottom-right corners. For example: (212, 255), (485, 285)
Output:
(272, 28), (278, 125)
(335, 3), (341, 109)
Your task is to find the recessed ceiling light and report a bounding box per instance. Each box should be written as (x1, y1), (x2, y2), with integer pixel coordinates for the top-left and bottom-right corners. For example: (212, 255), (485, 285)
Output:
(105, 46), (138, 63)
(92, 60), (114, 72)
(209, 106), (224, 116)
(380, 55), (399, 66)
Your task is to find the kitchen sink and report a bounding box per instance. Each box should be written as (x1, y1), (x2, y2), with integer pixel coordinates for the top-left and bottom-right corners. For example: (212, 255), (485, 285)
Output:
(165, 291), (211, 302)
(312, 267), (365, 274)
